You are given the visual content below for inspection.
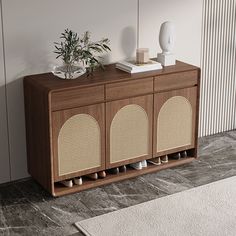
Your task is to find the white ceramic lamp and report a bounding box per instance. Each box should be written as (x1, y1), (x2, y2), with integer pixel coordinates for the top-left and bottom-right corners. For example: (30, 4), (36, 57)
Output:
(157, 21), (176, 66)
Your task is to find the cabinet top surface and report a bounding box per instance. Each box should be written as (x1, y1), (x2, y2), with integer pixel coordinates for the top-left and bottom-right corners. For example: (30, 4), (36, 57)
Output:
(24, 60), (200, 92)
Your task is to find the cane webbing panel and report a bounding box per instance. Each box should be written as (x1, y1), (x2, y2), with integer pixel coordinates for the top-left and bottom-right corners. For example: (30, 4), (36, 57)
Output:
(157, 96), (192, 152)
(110, 104), (149, 163)
(58, 114), (101, 176)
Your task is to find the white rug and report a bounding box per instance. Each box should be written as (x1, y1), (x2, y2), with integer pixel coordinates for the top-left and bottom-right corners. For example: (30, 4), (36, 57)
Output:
(75, 176), (236, 236)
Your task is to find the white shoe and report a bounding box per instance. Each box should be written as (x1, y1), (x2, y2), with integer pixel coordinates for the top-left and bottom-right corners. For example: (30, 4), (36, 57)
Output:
(130, 162), (142, 170)
(141, 160), (147, 168)
(74, 177), (83, 185)
(61, 180), (73, 187)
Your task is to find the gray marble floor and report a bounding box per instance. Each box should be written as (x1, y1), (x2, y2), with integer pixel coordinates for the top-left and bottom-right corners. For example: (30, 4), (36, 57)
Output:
(1, 131), (236, 236)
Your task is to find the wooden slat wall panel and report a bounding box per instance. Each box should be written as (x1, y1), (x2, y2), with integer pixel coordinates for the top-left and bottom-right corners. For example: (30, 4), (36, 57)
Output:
(200, 0), (236, 136)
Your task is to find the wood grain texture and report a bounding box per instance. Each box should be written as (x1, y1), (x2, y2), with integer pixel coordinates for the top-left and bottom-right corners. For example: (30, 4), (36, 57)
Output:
(24, 79), (54, 194)
(194, 69), (201, 158)
(52, 103), (105, 181)
(106, 95), (153, 168)
(24, 60), (200, 197)
(154, 70), (198, 92)
(51, 85), (105, 111)
(153, 87), (197, 156)
(54, 157), (195, 197)
(24, 61), (199, 93)
(106, 77), (153, 101)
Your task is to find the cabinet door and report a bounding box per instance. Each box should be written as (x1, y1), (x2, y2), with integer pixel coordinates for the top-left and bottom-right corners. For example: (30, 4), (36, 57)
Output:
(106, 95), (153, 168)
(52, 103), (105, 181)
(154, 87), (197, 156)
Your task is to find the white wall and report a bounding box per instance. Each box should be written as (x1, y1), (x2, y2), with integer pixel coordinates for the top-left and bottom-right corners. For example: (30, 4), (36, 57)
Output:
(139, 0), (203, 67)
(1, 0), (138, 181)
(0, 0), (10, 183)
(0, 0), (203, 183)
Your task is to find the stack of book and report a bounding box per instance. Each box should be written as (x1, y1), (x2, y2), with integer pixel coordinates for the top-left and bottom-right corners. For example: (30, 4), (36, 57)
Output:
(116, 60), (162, 73)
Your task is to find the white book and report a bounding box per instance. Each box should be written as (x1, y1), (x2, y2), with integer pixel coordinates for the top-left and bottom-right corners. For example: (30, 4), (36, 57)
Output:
(116, 65), (132, 73)
(116, 64), (161, 73)
(116, 60), (162, 73)
(116, 64), (162, 74)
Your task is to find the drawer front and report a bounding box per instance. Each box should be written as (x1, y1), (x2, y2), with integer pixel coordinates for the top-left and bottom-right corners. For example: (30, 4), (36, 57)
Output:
(106, 78), (153, 100)
(154, 70), (198, 92)
(51, 86), (104, 111)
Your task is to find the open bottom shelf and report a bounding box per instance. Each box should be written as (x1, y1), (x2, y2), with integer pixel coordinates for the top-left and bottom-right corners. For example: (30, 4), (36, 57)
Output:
(53, 157), (195, 197)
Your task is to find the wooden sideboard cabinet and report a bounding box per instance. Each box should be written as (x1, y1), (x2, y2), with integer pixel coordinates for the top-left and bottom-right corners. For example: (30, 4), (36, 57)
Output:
(24, 61), (200, 196)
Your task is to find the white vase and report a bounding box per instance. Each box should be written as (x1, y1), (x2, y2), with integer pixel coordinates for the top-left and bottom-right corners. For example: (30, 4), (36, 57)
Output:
(157, 21), (176, 66)
(159, 21), (175, 55)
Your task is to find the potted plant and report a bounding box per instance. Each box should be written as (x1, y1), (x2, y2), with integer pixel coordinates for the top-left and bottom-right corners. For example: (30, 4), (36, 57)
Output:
(53, 29), (111, 79)
(77, 31), (111, 76)
(53, 29), (83, 79)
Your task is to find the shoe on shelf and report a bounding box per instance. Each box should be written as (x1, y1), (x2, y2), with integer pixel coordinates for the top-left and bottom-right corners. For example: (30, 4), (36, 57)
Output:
(141, 160), (147, 168)
(130, 162), (142, 170)
(98, 171), (106, 178)
(172, 153), (181, 160)
(61, 179), (73, 188)
(86, 173), (98, 180)
(109, 167), (119, 175)
(148, 157), (161, 166)
(160, 155), (168, 163)
(181, 150), (187, 158)
(74, 177), (83, 185)
(119, 165), (127, 172)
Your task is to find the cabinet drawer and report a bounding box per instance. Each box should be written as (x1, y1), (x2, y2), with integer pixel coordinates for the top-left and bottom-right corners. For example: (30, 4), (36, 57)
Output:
(51, 86), (104, 111)
(106, 78), (153, 100)
(154, 70), (198, 92)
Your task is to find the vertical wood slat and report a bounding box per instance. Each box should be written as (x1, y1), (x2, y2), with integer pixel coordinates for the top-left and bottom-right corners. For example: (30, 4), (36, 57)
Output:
(200, 0), (236, 136)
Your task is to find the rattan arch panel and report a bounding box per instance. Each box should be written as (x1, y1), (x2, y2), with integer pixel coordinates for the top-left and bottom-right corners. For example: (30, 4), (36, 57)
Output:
(58, 114), (101, 176)
(110, 104), (149, 164)
(157, 96), (193, 152)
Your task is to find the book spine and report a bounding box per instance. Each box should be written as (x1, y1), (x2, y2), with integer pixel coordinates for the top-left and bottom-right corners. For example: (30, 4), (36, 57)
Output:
(116, 65), (132, 73)
(116, 63), (133, 70)
(117, 61), (162, 70)
(116, 64), (162, 73)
